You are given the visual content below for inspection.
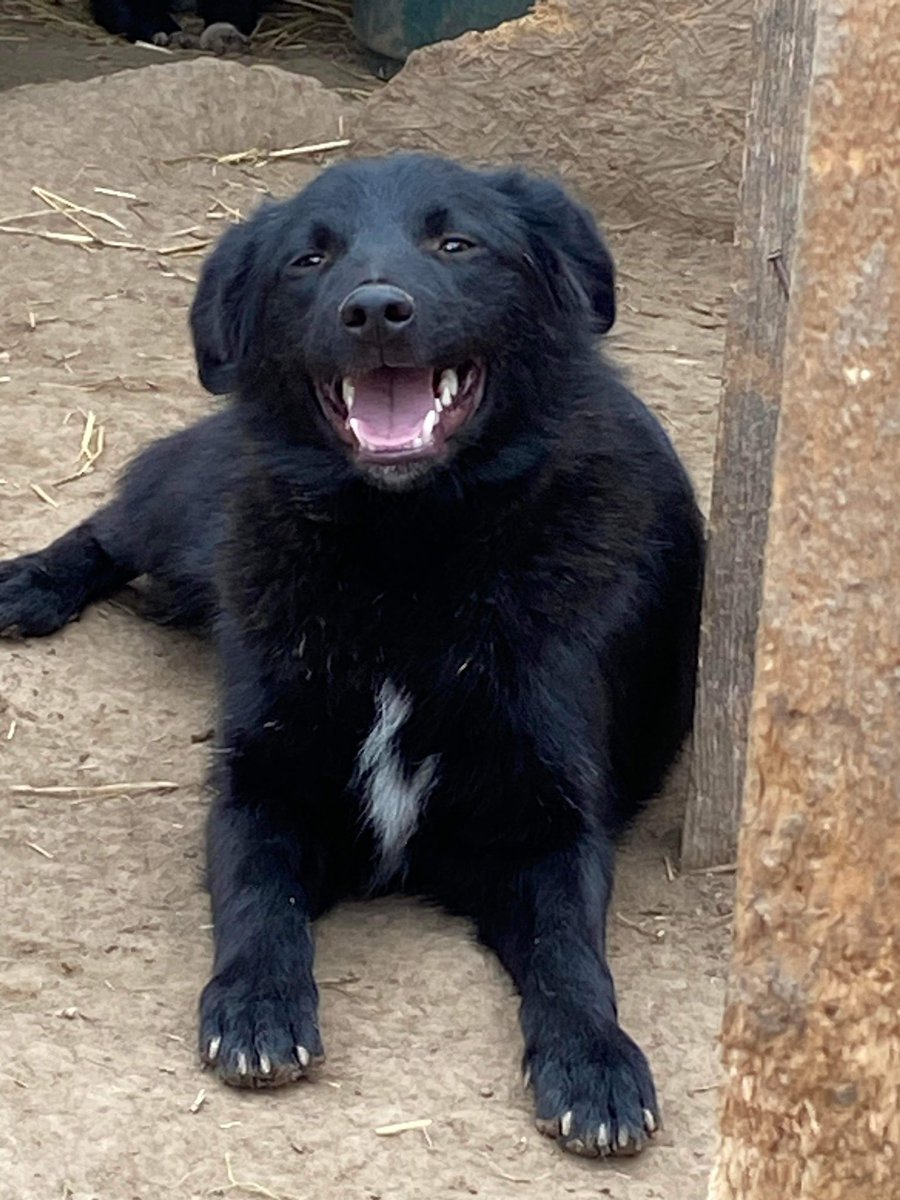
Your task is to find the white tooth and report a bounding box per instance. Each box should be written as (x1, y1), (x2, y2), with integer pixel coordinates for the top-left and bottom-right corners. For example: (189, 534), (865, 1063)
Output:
(348, 417), (363, 439)
(342, 379), (355, 411)
(440, 385), (453, 410)
(412, 436), (424, 449)
(440, 368), (458, 397)
(422, 409), (439, 439)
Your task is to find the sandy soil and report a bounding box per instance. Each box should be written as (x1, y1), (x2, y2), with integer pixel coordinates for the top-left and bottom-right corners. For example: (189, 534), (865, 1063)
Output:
(0, 47), (734, 1200)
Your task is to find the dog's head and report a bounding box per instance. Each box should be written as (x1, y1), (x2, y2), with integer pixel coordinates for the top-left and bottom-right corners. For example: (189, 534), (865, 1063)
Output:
(191, 154), (615, 490)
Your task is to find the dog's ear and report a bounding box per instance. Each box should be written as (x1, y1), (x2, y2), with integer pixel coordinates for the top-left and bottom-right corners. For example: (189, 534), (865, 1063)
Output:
(488, 169), (616, 334)
(190, 203), (278, 394)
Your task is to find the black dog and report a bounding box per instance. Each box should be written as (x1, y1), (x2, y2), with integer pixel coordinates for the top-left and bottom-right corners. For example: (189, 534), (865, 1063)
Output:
(90, 0), (261, 51)
(0, 154), (703, 1159)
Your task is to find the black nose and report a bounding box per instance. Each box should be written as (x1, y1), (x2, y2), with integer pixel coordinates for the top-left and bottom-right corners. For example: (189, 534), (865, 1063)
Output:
(339, 284), (415, 339)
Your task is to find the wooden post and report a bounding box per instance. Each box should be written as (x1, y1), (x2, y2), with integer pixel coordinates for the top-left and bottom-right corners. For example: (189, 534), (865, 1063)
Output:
(681, 0), (817, 868)
(709, 0), (900, 1195)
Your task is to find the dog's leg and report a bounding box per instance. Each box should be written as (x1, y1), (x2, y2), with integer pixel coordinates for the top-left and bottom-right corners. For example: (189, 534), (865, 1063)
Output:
(474, 836), (659, 1157)
(0, 514), (136, 638)
(1, 415), (230, 637)
(198, 781), (326, 1088)
(198, 635), (334, 1089)
(89, 0), (180, 43)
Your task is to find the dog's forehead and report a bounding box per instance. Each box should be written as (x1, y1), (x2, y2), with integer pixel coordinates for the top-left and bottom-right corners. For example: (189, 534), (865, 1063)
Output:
(284, 156), (499, 236)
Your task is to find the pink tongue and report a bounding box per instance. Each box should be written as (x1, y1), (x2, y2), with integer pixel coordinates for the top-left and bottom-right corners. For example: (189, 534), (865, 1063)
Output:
(351, 367), (435, 449)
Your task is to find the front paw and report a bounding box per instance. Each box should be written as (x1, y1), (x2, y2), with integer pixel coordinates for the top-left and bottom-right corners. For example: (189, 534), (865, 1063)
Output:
(200, 22), (251, 55)
(199, 969), (323, 1088)
(525, 1019), (659, 1157)
(0, 555), (75, 637)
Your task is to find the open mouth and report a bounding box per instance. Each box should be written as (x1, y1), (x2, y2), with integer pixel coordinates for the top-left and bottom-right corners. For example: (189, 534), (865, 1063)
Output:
(316, 362), (485, 464)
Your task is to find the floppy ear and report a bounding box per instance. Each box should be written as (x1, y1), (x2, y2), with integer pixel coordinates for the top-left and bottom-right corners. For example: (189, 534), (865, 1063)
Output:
(487, 169), (616, 334)
(189, 202), (278, 395)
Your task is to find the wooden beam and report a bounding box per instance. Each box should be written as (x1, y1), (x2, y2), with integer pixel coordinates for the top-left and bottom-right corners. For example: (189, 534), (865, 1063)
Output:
(708, 0), (900, 1194)
(682, 0), (817, 868)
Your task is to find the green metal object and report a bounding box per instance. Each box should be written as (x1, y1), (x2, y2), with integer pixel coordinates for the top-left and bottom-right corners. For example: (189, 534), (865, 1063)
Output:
(354, 0), (534, 63)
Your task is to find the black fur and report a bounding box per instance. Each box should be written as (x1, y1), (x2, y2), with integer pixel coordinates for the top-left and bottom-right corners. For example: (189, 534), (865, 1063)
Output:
(0, 155), (703, 1159)
(89, 0), (261, 43)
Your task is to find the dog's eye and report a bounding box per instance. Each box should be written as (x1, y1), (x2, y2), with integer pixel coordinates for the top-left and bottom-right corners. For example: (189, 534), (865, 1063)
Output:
(288, 251), (327, 271)
(438, 236), (476, 255)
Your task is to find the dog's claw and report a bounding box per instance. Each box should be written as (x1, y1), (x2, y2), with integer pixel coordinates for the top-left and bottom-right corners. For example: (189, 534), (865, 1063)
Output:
(206, 1035), (221, 1063)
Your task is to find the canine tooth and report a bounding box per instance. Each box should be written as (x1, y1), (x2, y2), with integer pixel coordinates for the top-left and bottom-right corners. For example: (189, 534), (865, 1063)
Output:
(342, 379), (355, 411)
(440, 367), (458, 397)
(440, 384), (453, 410)
(422, 409), (439, 439)
(348, 417), (363, 440)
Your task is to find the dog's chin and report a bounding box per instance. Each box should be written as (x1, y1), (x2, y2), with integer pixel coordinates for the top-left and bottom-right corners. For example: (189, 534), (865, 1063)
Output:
(357, 460), (437, 491)
(315, 361), (484, 488)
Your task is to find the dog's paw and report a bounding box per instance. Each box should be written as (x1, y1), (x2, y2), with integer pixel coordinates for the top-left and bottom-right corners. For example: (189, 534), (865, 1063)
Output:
(200, 22), (250, 56)
(525, 1019), (659, 1157)
(0, 556), (75, 638)
(199, 971), (323, 1089)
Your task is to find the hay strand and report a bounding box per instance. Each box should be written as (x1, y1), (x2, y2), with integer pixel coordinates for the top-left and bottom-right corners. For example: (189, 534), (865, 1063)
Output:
(222, 1153), (306, 1200)
(10, 781), (179, 798)
(374, 1118), (432, 1136)
(32, 186), (128, 232)
(25, 841), (55, 860)
(29, 482), (58, 508)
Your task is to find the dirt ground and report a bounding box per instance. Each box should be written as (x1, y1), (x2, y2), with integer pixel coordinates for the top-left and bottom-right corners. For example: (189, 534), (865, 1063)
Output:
(0, 31), (735, 1200)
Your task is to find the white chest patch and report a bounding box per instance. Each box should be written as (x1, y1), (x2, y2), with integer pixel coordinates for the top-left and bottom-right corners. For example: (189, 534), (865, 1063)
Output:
(355, 679), (437, 880)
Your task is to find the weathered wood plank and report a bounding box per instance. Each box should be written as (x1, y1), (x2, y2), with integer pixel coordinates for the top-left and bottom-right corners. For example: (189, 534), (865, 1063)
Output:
(682, 0), (818, 868)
